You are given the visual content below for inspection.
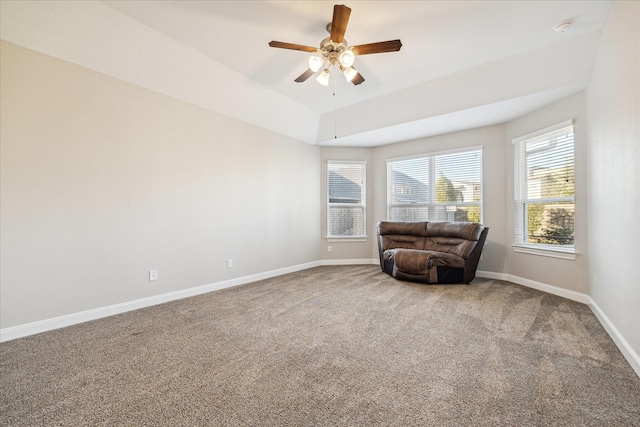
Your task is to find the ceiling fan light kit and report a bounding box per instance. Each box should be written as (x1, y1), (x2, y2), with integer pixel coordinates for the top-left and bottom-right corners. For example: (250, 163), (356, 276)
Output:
(308, 55), (325, 72)
(269, 4), (402, 86)
(342, 66), (358, 82)
(339, 49), (355, 68)
(316, 69), (331, 86)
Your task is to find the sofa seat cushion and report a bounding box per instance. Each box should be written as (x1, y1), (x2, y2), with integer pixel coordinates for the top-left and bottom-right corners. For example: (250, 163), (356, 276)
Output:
(384, 248), (465, 276)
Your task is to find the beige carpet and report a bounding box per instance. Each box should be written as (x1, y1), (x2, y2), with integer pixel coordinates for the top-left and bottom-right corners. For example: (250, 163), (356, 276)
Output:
(1, 265), (639, 426)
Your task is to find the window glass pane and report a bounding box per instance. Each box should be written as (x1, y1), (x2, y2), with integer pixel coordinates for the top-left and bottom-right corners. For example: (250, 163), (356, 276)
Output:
(435, 151), (482, 203)
(387, 148), (482, 223)
(389, 158), (430, 204)
(525, 132), (574, 199)
(388, 205), (431, 222)
(328, 206), (365, 237)
(329, 164), (364, 204)
(328, 162), (366, 237)
(525, 202), (575, 245)
(453, 205), (482, 223)
(514, 124), (575, 250)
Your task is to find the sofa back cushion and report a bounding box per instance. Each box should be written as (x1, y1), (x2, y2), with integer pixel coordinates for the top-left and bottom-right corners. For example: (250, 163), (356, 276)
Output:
(424, 222), (485, 258)
(378, 221), (485, 260)
(378, 221), (427, 251)
(423, 237), (475, 258)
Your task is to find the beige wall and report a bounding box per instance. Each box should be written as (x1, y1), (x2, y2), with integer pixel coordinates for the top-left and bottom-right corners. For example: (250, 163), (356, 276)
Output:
(0, 41), (321, 329)
(585, 1), (639, 361)
(505, 92), (589, 293)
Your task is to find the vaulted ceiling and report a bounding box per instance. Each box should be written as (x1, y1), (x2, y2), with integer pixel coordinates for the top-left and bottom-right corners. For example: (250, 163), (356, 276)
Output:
(0, 1), (611, 147)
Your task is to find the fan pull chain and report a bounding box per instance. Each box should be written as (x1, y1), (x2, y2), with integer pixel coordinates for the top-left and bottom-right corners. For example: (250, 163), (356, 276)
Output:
(333, 74), (338, 139)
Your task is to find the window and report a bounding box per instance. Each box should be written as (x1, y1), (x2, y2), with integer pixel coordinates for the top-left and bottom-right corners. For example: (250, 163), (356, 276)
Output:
(513, 121), (575, 254)
(387, 147), (482, 223)
(327, 161), (366, 238)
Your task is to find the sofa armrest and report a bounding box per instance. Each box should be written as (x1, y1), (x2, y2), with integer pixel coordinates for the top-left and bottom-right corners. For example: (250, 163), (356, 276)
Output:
(463, 227), (489, 283)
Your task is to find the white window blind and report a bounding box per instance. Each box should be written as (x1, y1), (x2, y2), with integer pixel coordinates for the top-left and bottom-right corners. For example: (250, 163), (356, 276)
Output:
(387, 148), (482, 223)
(514, 122), (575, 250)
(327, 161), (366, 238)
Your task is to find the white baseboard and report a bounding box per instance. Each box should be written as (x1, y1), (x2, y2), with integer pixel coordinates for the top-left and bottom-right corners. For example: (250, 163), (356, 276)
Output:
(0, 261), (321, 343)
(320, 258), (378, 266)
(477, 270), (639, 378)
(476, 270), (590, 304)
(587, 298), (640, 377)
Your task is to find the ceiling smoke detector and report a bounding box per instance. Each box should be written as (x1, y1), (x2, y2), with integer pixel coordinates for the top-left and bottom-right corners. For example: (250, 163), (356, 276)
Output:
(554, 20), (573, 33)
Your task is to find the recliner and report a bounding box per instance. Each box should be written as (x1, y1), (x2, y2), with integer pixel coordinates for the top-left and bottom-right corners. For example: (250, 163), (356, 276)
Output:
(377, 221), (488, 284)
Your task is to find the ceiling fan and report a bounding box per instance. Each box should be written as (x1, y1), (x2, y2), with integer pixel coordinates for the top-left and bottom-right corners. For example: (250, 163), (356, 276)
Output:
(268, 4), (402, 86)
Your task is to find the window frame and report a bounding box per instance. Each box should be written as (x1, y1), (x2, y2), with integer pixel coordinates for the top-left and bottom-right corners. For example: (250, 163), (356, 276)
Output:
(326, 160), (367, 241)
(386, 146), (483, 224)
(512, 120), (576, 259)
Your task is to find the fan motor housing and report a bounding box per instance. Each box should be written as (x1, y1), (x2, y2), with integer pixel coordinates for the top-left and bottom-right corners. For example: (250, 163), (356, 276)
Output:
(320, 37), (348, 64)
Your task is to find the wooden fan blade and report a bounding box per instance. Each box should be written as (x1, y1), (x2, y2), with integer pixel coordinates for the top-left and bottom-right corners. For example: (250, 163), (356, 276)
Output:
(351, 40), (402, 55)
(268, 41), (317, 53)
(295, 68), (315, 83)
(351, 72), (365, 86)
(330, 4), (351, 43)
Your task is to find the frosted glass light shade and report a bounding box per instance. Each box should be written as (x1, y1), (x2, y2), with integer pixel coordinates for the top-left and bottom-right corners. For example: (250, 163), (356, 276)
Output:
(316, 69), (330, 86)
(308, 56), (325, 72)
(343, 67), (357, 82)
(339, 49), (355, 67)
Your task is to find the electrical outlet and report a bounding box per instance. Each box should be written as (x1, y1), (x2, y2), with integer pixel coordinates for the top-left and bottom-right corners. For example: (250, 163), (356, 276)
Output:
(149, 270), (158, 281)
(227, 259), (233, 268)
(327, 245), (332, 252)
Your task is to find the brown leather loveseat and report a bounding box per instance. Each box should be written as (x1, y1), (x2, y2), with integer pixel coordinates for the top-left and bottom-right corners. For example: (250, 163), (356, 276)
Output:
(377, 221), (488, 284)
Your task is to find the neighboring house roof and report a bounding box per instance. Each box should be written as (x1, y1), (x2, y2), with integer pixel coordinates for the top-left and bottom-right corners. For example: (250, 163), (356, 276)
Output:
(392, 170), (429, 204)
(328, 171), (361, 204)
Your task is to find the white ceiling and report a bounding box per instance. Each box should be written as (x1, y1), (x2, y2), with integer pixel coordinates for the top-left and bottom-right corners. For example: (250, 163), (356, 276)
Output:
(0, 1), (611, 147)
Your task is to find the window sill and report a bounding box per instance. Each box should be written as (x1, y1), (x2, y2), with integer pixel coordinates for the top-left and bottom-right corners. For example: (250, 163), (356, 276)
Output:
(326, 236), (368, 243)
(512, 244), (576, 260)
